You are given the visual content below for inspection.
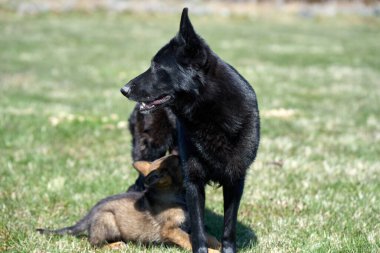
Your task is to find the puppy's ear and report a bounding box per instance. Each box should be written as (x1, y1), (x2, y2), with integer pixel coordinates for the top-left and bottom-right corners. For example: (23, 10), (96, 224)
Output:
(162, 154), (180, 168)
(161, 155), (182, 179)
(133, 161), (152, 176)
(153, 155), (179, 170)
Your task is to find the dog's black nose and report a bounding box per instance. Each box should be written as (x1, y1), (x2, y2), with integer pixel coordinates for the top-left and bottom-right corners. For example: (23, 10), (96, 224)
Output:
(120, 85), (131, 97)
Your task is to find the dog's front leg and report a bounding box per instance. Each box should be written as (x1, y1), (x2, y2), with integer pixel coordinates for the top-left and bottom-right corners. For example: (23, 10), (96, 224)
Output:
(222, 178), (245, 253)
(178, 122), (208, 253)
(185, 177), (207, 253)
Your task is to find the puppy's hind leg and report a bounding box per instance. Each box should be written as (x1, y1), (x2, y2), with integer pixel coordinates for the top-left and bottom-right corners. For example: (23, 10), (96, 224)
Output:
(88, 212), (121, 247)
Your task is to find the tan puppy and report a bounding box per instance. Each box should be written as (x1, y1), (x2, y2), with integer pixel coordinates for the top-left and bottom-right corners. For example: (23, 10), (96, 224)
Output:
(37, 155), (221, 252)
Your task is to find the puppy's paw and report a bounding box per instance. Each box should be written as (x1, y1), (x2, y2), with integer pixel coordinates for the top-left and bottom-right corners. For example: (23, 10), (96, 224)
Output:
(106, 241), (126, 250)
(207, 235), (222, 250)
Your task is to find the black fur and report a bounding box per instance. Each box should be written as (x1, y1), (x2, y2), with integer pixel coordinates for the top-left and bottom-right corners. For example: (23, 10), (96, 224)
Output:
(127, 105), (177, 191)
(121, 8), (260, 253)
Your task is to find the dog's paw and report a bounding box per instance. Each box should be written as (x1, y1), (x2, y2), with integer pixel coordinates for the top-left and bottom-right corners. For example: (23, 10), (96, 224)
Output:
(106, 241), (126, 250)
(221, 246), (235, 253)
(207, 237), (221, 250)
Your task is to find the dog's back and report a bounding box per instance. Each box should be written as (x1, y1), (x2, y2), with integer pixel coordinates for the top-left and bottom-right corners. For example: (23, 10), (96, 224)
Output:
(86, 192), (175, 244)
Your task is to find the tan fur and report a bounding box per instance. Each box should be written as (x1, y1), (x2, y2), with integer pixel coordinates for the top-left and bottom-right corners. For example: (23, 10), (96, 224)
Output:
(40, 155), (221, 252)
(106, 241), (126, 250)
(95, 155), (220, 251)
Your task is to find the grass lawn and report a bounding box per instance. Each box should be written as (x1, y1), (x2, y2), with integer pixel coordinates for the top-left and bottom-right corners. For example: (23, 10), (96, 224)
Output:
(1, 10), (380, 253)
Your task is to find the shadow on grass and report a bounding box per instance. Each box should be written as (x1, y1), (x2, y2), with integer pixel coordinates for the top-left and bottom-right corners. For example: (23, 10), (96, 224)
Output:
(204, 208), (257, 250)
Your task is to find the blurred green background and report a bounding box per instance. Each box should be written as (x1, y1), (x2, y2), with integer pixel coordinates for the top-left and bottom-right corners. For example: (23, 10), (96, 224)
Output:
(1, 1), (379, 252)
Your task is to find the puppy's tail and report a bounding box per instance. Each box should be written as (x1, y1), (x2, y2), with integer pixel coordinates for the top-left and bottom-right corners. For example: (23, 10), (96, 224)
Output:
(36, 214), (90, 236)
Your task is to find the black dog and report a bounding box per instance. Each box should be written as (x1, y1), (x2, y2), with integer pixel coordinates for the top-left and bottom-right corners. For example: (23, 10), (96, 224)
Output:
(121, 8), (260, 253)
(127, 105), (177, 191)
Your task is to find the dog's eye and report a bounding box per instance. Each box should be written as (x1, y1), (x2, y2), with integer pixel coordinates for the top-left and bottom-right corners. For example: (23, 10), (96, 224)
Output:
(145, 173), (161, 186)
(149, 174), (160, 181)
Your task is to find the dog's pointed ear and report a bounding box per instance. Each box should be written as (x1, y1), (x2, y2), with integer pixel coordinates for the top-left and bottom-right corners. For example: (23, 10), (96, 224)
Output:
(133, 161), (152, 176)
(177, 8), (207, 67)
(162, 154), (180, 168)
(161, 155), (182, 183)
(179, 8), (196, 44)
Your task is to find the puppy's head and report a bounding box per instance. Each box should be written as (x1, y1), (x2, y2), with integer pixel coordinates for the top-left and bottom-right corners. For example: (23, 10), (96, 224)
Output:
(133, 155), (182, 190)
(121, 8), (209, 113)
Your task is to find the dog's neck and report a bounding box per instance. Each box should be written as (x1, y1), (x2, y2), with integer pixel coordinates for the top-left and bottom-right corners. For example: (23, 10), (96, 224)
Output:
(171, 50), (251, 138)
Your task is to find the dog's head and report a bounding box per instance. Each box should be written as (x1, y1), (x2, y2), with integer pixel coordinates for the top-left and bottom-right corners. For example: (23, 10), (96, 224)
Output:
(121, 8), (208, 113)
(133, 155), (182, 190)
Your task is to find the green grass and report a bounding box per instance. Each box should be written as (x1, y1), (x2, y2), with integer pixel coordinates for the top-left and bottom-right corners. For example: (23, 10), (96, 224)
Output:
(1, 11), (380, 253)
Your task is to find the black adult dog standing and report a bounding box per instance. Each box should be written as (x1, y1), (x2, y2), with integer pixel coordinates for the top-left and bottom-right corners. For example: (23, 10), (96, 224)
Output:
(121, 8), (260, 253)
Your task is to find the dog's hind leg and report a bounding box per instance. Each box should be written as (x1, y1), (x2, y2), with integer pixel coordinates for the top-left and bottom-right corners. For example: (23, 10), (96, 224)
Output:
(89, 212), (120, 247)
(221, 178), (245, 253)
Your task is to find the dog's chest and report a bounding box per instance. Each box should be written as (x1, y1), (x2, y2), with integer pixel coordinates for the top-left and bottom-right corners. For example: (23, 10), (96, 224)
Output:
(155, 207), (188, 234)
(189, 123), (233, 158)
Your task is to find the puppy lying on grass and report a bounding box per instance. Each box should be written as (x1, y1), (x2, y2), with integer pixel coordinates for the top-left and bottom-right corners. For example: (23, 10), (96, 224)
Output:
(37, 155), (221, 252)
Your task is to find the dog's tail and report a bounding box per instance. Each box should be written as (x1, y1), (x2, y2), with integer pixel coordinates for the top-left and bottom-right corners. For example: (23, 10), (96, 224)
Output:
(36, 214), (91, 236)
